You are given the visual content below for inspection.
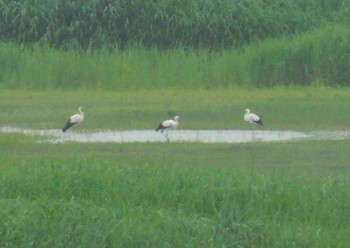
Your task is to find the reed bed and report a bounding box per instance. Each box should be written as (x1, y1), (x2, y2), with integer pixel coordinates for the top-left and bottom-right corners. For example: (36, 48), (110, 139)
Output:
(0, 0), (349, 50)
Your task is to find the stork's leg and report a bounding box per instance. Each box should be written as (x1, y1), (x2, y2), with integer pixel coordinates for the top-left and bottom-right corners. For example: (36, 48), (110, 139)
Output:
(161, 130), (170, 141)
(250, 125), (255, 140)
(165, 131), (170, 141)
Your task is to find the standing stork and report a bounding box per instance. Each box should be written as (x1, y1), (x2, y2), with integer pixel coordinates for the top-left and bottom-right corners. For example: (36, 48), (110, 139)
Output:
(62, 106), (84, 132)
(156, 116), (180, 140)
(244, 108), (263, 129)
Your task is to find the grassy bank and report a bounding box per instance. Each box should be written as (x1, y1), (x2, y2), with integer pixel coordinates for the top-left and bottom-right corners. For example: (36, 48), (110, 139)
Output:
(1, 135), (350, 247)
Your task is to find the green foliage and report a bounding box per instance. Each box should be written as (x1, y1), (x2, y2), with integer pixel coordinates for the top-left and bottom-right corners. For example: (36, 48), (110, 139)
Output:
(0, 0), (348, 49)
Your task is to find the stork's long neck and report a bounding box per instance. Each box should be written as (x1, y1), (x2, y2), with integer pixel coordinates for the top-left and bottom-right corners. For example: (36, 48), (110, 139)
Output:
(79, 108), (84, 117)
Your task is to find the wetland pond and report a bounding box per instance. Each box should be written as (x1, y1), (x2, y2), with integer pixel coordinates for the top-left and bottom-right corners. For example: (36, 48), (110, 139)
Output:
(2, 126), (350, 143)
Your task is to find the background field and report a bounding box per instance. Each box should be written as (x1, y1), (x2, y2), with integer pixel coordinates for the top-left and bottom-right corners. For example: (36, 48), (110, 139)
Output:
(1, 0), (350, 88)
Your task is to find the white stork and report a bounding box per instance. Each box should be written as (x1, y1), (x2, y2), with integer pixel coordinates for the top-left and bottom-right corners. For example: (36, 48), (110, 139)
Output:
(244, 108), (263, 129)
(156, 115), (180, 140)
(62, 106), (84, 132)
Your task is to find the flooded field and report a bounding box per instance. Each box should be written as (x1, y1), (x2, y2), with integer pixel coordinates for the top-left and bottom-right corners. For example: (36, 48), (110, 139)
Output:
(2, 126), (350, 143)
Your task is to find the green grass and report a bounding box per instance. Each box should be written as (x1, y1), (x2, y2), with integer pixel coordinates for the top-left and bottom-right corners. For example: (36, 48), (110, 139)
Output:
(1, 87), (350, 131)
(1, 135), (350, 247)
(1, 88), (350, 247)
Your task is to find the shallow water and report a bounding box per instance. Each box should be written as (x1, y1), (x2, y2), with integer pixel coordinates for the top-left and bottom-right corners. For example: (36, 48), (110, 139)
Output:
(0, 126), (310, 143)
(2, 126), (350, 143)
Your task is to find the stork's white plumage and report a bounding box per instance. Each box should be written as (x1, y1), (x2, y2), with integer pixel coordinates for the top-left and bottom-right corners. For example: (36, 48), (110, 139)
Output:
(244, 109), (263, 128)
(156, 116), (180, 139)
(62, 106), (84, 132)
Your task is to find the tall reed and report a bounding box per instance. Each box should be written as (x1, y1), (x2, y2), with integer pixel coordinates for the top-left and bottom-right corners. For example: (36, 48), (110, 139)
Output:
(0, 0), (348, 50)
(1, 24), (349, 89)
